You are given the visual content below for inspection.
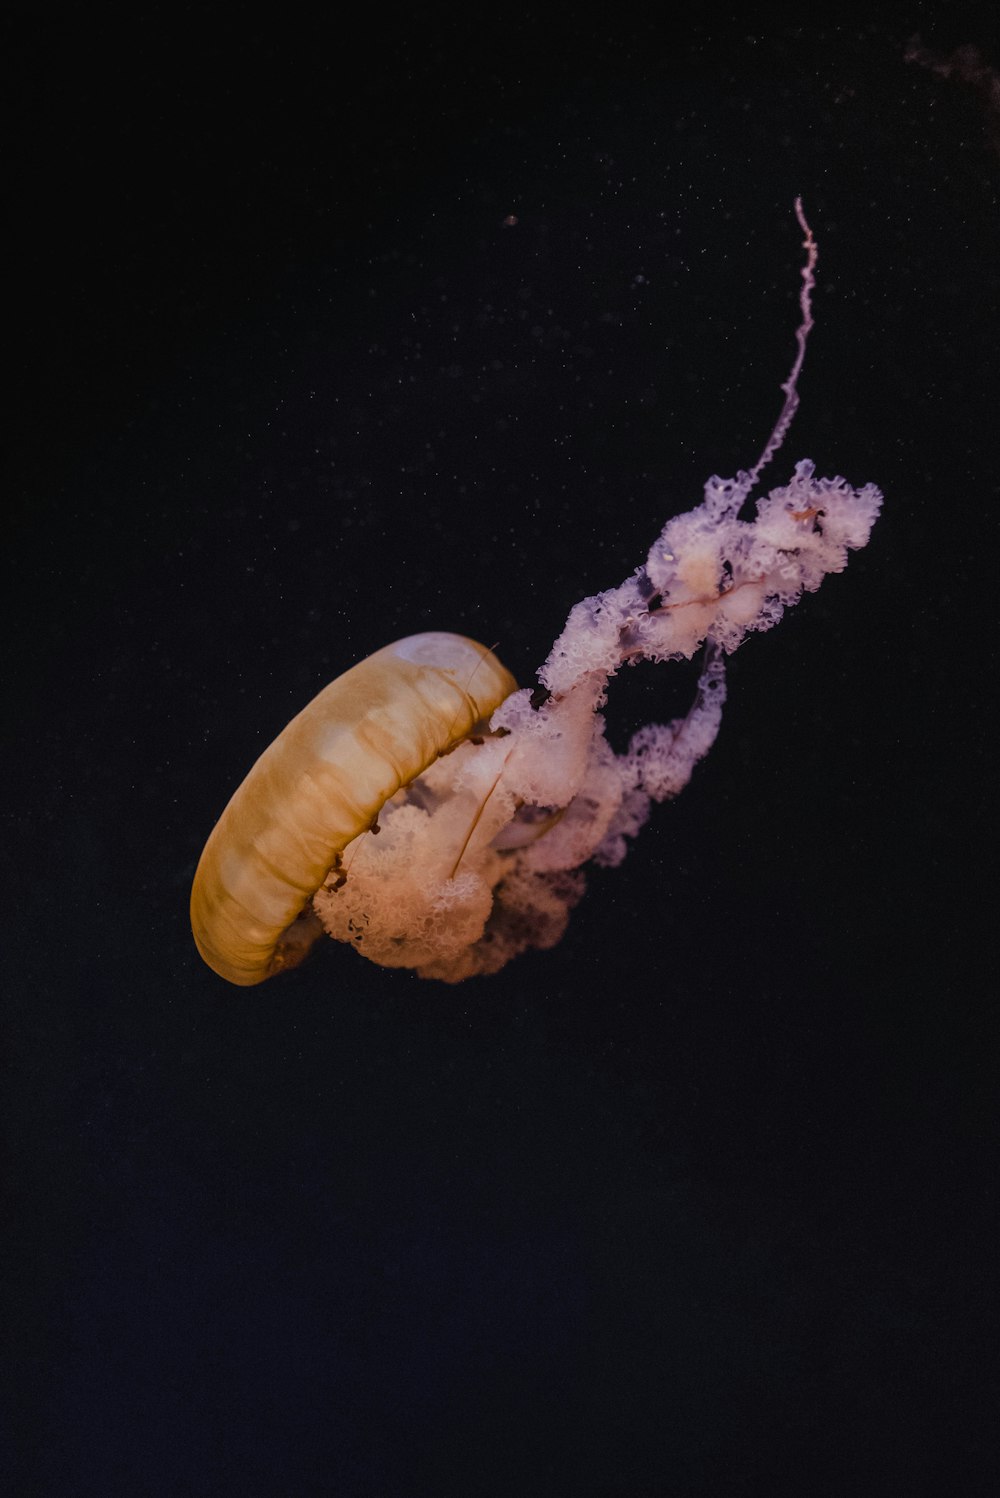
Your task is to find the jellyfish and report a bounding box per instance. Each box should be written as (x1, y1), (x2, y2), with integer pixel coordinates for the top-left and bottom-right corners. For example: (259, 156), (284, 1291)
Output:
(191, 201), (882, 986)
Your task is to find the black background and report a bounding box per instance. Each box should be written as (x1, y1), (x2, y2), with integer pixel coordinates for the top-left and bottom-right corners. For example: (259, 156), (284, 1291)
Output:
(5, 10), (998, 1495)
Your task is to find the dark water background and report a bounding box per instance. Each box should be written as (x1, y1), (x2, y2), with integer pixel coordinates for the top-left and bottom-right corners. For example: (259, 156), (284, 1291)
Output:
(5, 11), (997, 1494)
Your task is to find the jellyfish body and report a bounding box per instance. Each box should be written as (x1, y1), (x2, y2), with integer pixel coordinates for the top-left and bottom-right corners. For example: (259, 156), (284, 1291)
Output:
(190, 633), (517, 984)
(192, 203), (882, 985)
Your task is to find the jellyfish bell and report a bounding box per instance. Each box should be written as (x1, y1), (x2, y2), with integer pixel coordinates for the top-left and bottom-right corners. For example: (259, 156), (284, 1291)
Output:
(189, 632), (518, 985)
(191, 201), (882, 986)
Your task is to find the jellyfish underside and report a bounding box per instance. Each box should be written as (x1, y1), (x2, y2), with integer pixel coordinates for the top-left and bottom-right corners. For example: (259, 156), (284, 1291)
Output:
(191, 203), (882, 985)
(312, 460), (881, 983)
